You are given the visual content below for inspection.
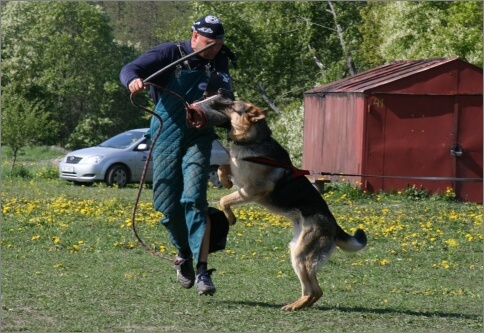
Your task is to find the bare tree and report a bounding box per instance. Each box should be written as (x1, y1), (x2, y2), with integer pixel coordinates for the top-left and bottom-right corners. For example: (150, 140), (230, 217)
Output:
(327, 1), (356, 76)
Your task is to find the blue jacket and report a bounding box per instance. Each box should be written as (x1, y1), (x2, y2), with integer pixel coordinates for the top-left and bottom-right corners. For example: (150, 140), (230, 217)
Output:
(120, 39), (233, 104)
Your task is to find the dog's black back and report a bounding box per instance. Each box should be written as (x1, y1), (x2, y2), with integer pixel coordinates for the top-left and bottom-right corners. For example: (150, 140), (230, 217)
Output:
(235, 119), (336, 220)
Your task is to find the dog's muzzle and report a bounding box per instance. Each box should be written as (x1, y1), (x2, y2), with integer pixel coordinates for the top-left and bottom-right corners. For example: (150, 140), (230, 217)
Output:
(186, 94), (231, 129)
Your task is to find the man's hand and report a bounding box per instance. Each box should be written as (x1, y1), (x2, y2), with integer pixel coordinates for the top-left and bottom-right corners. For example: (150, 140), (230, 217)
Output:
(128, 78), (145, 93)
(186, 106), (206, 129)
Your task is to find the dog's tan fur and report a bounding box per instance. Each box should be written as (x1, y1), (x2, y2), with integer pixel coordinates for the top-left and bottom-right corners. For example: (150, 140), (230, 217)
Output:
(214, 100), (367, 311)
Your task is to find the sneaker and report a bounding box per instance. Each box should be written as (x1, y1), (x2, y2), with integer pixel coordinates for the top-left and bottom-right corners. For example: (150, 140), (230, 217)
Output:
(174, 257), (195, 289)
(196, 269), (216, 296)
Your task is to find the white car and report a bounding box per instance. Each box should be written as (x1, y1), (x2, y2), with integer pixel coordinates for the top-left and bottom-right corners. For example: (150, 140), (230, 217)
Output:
(59, 128), (229, 188)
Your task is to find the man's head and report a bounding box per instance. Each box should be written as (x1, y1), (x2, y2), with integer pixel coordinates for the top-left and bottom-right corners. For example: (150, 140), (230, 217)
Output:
(191, 15), (225, 59)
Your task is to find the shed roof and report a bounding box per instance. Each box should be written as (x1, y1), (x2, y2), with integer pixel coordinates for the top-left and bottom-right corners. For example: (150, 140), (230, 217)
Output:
(304, 57), (469, 94)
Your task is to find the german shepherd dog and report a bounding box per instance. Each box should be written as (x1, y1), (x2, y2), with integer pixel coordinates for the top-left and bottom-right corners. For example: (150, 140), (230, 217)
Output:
(203, 97), (367, 311)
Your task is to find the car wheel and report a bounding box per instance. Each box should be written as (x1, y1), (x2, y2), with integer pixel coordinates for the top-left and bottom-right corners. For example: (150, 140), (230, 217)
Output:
(208, 165), (222, 188)
(106, 165), (129, 188)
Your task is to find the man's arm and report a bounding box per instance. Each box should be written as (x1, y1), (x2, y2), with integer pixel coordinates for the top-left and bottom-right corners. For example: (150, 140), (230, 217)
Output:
(119, 42), (179, 90)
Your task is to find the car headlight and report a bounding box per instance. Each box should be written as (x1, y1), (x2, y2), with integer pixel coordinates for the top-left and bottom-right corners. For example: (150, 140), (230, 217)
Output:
(84, 155), (104, 164)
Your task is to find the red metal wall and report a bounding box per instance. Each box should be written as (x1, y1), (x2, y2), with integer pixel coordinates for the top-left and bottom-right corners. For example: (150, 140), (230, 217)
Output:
(453, 95), (483, 202)
(303, 94), (365, 184)
(303, 58), (483, 202)
(363, 93), (482, 202)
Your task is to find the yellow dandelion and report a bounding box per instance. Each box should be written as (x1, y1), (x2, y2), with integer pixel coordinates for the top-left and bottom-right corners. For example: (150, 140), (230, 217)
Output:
(444, 239), (459, 247)
(31, 235), (41, 241)
(52, 237), (61, 244)
(379, 258), (390, 266)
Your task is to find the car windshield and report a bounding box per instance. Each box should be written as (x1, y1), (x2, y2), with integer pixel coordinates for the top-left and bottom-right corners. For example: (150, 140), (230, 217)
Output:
(99, 131), (146, 149)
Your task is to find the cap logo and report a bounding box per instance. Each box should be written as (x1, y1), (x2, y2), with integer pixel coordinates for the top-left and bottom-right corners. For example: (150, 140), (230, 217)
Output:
(205, 16), (220, 24)
(199, 27), (214, 34)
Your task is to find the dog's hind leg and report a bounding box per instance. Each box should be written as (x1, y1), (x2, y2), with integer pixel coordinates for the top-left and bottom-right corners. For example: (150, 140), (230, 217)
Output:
(281, 218), (334, 311)
(281, 255), (321, 311)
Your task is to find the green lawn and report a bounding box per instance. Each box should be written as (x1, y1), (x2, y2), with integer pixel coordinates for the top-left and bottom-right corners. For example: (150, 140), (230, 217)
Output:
(1, 153), (482, 332)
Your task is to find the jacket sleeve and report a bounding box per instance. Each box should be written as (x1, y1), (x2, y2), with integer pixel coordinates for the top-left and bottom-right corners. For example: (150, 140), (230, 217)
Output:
(119, 42), (179, 88)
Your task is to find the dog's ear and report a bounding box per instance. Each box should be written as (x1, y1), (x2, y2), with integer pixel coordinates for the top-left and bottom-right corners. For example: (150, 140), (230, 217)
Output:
(246, 104), (266, 123)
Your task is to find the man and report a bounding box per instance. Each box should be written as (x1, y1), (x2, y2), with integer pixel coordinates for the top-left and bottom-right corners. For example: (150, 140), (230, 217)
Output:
(120, 15), (234, 295)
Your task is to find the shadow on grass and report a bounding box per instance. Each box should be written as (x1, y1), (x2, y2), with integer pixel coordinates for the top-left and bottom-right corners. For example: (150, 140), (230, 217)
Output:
(216, 300), (481, 320)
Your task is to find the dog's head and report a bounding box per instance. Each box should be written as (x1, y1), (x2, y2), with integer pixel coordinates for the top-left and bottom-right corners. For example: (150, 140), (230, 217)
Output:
(210, 98), (269, 144)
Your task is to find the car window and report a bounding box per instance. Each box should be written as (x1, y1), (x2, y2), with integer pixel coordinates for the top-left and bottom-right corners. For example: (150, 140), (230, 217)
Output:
(99, 131), (145, 149)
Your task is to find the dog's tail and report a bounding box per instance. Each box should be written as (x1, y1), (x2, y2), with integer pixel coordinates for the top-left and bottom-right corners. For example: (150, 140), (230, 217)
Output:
(335, 224), (367, 252)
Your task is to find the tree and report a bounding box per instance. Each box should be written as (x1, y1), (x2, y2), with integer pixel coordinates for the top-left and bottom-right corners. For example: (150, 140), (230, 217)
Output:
(359, 2), (483, 67)
(1, 2), (147, 149)
(1, 85), (57, 171)
(98, 2), (193, 51)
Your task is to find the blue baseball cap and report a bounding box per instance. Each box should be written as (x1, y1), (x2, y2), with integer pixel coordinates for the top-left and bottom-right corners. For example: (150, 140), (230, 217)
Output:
(191, 15), (225, 40)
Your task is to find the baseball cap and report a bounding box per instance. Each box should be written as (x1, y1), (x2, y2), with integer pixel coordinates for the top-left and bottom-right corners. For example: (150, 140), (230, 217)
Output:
(191, 15), (225, 40)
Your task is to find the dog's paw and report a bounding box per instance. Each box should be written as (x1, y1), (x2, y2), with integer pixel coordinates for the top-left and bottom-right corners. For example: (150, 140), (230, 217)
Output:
(226, 211), (237, 225)
(221, 179), (233, 189)
(221, 208), (236, 225)
(217, 165), (233, 189)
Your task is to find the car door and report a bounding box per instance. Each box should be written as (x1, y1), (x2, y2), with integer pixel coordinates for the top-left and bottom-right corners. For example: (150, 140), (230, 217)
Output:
(131, 137), (153, 183)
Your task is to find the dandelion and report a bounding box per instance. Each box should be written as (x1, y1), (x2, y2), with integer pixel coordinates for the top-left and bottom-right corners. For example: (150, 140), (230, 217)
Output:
(31, 235), (41, 241)
(433, 260), (450, 269)
(52, 236), (61, 244)
(379, 258), (390, 266)
(444, 239), (459, 247)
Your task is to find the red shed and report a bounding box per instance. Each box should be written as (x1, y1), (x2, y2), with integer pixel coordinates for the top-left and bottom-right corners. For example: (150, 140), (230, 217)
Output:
(303, 57), (483, 203)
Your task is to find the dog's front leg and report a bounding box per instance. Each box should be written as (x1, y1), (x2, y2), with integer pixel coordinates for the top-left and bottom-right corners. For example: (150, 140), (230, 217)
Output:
(220, 187), (265, 225)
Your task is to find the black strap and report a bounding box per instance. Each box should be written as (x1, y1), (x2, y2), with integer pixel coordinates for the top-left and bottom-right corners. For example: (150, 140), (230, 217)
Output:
(177, 43), (191, 70)
(243, 156), (483, 183)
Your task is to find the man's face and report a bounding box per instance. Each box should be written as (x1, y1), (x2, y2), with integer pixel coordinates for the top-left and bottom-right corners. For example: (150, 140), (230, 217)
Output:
(191, 31), (224, 59)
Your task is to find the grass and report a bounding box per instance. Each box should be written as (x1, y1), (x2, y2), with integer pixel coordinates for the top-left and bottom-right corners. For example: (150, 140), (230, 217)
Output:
(1, 147), (483, 332)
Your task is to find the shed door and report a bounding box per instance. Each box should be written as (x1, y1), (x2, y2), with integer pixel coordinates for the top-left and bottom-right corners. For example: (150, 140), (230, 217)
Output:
(365, 94), (457, 195)
(454, 96), (483, 202)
